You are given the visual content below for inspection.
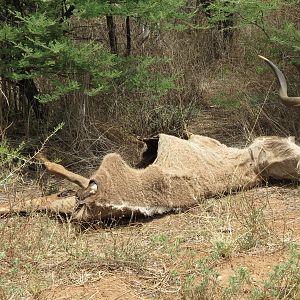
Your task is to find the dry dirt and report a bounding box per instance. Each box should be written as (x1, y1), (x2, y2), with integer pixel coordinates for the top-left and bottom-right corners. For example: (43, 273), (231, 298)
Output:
(1, 184), (300, 299)
(36, 275), (141, 300)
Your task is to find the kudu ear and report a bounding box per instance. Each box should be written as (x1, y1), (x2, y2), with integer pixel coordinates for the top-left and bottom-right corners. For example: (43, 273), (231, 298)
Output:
(249, 147), (267, 175)
(297, 161), (300, 175)
(257, 148), (267, 169)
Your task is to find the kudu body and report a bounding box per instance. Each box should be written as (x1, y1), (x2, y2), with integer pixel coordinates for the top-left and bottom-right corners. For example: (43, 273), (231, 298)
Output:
(1, 56), (300, 222)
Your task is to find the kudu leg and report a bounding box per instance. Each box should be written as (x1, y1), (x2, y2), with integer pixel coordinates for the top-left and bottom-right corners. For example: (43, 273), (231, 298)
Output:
(36, 154), (89, 188)
(0, 154), (87, 217)
(0, 193), (77, 215)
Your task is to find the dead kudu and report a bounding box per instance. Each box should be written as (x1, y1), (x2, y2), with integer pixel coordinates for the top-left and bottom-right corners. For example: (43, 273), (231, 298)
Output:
(1, 56), (300, 222)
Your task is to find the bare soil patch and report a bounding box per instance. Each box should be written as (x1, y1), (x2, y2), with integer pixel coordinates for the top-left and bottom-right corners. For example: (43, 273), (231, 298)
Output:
(37, 275), (141, 300)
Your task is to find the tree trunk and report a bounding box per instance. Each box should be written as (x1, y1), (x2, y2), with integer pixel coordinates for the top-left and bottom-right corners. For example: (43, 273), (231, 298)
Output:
(125, 16), (131, 56)
(106, 15), (118, 54)
(199, 0), (234, 58)
(19, 78), (44, 119)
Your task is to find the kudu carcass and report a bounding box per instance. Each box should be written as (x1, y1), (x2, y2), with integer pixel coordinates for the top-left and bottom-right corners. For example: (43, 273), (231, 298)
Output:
(1, 56), (300, 222)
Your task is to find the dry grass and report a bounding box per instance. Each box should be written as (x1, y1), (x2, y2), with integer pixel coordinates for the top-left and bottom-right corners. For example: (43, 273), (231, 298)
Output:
(1, 5), (300, 299)
(1, 183), (300, 299)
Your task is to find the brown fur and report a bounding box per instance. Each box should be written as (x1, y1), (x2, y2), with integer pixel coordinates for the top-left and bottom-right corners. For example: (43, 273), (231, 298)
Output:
(1, 134), (300, 222)
(73, 134), (300, 221)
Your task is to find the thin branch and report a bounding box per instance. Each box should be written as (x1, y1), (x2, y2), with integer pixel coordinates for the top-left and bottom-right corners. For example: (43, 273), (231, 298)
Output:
(0, 86), (9, 106)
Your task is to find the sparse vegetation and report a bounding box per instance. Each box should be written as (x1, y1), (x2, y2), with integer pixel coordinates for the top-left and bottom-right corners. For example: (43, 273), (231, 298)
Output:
(249, 244), (300, 300)
(1, 0), (300, 299)
(0, 138), (25, 186)
(0, 186), (299, 299)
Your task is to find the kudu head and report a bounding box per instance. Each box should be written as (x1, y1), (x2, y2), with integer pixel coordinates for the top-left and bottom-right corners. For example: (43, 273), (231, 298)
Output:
(259, 55), (300, 106)
(250, 136), (300, 180)
(256, 56), (300, 178)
